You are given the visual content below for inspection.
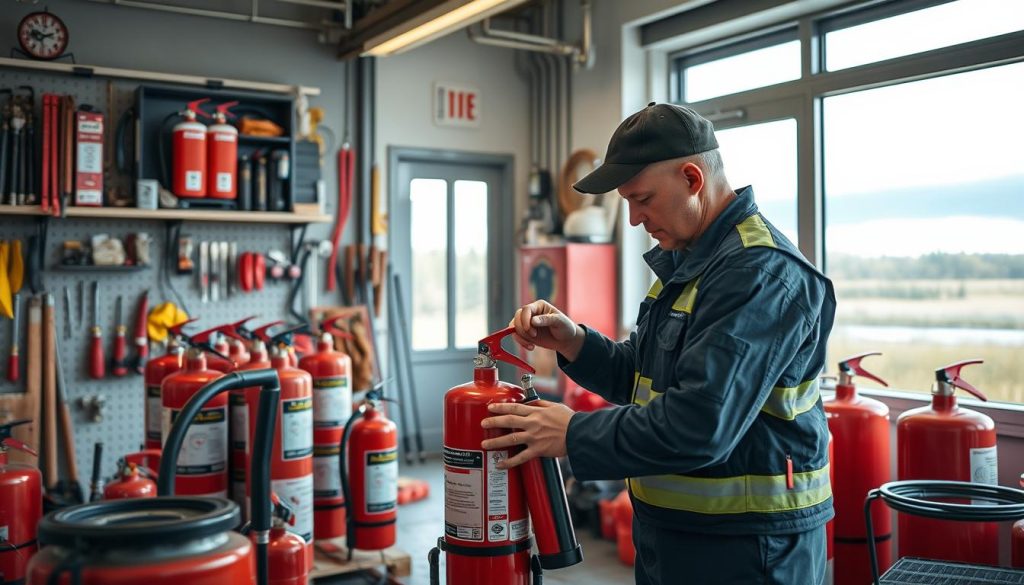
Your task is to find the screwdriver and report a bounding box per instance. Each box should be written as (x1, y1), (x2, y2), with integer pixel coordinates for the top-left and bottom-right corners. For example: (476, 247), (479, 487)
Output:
(89, 281), (104, 379)
(111, 295), (127, 377)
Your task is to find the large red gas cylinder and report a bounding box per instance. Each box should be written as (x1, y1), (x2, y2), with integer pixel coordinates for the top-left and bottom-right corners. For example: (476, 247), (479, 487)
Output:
(246, 348), (314, 571)
(1013, 473), (1024, 569)
(341, 394), (398, 553)
(145, 341), (184, 449)
(299, 328), (354, 540)
(103, 462), (157, 499)
(172, 99), (210, 198)
(161, 348), (228, 497)
(27, 498), (252, 585)
(207, 101), (238, 200)
(231, 340), (272, 517)
(823, 352), (892, 584)
(0, 420), (42, 584)
(897, 359), (998, 565)
(430, 328), (582, 584)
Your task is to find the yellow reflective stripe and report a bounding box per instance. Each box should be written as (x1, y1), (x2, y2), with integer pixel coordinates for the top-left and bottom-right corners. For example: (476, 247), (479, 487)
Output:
(629, 465), (831, 514)
(631, 374), (660, 406)
(761, 378), (820, 421)
(671, 278), (700, 314)
(646, 279), (664, 299)
(736, 214), (776, 249)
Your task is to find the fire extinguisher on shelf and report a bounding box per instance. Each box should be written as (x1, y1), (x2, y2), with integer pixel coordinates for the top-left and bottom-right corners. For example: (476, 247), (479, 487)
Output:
(172, 98), (211, 198)
(207, 101), (239, 200)
(897, 359), (998, 565)
(823, 352), (892, 584)
(428, 327), (582, 585)
(244, 343), (315, 571)
(339, 383), (398, 557)
(0, 419), (42, 584)
(160, 346), (228, 497)
(299, 317), (354, 541)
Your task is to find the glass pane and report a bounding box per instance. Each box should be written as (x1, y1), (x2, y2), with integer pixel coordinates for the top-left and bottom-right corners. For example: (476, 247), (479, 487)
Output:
(715, 119), (798, 243)
(453, 180), (489, 349)
(826, 0), (1024, 71)
(684, 40), (800, 103)
(410, 178), (448, 351)
(823, 62), (1024, 404)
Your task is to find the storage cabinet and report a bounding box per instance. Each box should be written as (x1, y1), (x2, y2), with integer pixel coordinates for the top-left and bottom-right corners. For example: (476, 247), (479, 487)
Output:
(518, 244), (617, 405)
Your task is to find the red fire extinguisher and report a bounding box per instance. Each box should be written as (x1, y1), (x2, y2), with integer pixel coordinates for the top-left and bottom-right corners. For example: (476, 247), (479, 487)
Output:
(1012, 473), (1024, 568)
(340, 384), (398, 556)
(232, 338), (272, 516)
(189, 323), (246, 373)
(172, 98), (210, 198)
(161, 347), (228, 497)
(259, 493), (310, 585)
(207, 101), (239, 200)
(0, 420), (42, 584)
(897, 359), (998, 565)
(823, 352), (892, 584)
(429, 327), (582, 585)
(103, 461), (157, 499)
(144, 335), (185, 450)
(245, 345), (315, 571)
(299, 318), (354, 541)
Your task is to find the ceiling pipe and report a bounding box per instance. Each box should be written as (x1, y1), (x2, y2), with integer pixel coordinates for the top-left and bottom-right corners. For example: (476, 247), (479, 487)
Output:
(85, 0), (344, 32)
(467, 0), (593, 69)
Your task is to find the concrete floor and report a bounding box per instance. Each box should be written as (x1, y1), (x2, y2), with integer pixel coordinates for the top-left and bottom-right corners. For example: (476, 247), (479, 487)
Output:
(392, 457), (636, 585)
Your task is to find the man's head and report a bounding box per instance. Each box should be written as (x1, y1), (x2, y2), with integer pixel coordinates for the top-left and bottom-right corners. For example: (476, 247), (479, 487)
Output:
(574, 102), (734, 250)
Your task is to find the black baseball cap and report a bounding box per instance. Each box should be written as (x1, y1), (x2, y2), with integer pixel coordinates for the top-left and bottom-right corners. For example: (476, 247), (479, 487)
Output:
(574, 102), (719, 194)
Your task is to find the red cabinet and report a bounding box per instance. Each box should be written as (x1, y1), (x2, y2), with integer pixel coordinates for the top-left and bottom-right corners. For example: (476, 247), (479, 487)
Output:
(518, 244), (617, 407)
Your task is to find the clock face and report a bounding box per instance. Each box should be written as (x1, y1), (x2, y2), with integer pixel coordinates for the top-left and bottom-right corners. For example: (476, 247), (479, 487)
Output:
(18, 11), (69, 61)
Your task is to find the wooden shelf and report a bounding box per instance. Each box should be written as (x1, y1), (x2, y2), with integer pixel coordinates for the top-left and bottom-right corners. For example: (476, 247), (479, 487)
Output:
(239, 135), (291, 145)
(52, 265), (149, 273)
(0, 205), (331, 224)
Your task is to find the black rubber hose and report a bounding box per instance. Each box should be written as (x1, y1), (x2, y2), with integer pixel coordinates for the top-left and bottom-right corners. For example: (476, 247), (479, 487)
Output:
(252, 383), (280, 585)
(428, 543), (440, 585)
(339, 406), (365, 559)
(864, 479), (1024, 585)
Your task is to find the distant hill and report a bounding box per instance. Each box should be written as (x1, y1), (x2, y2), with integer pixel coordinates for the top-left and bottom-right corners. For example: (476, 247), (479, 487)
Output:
(829, 251), (1024, 279)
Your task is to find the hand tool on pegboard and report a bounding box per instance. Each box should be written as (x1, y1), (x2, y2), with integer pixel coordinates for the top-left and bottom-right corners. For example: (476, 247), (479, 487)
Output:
(53, 328), (83, 505)
(6, 293), (21, 383)
(42, 293), (58, 489)
(131, 290), (149, 374)
(326, 144), (354, 295)
(111, 295), (127, 376)
(62, 287), (71, 340)
(76, 280), (84, 328)
(88, 442), (104, 502)
(89, 281), (105, 379)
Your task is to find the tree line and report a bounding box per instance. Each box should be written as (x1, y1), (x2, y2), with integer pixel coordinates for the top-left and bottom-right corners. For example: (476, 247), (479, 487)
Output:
(828, 252), (1024, 280)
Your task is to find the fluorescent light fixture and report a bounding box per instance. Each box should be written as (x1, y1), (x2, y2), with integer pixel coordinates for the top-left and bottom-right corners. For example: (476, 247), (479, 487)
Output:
(363, 0), (529, 57)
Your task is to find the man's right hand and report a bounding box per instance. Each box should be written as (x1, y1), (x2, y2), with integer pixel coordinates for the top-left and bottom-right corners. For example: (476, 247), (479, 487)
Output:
(510, 300), (585, 362)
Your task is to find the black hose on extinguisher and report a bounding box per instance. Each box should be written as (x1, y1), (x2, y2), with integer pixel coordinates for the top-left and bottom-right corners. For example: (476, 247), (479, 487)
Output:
(339, 405), (364, 561)
(157, 368), (281, 585)
(864, 480), (1024, 585)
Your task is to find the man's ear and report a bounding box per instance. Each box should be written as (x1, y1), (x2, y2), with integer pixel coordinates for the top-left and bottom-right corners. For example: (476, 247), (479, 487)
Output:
(679, 161), (705, 194)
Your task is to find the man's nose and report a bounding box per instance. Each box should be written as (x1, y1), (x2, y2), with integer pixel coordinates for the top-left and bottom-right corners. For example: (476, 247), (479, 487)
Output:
(627, 201), (644, 227)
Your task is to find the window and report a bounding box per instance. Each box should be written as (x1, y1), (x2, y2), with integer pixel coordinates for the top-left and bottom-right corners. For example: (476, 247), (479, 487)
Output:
(824, 0), (1024, 71)
(409, 178), (448, 350)
(453, 180), (489, 349)
(823, 62), (1024, 403)
(675, 30), (800, 103)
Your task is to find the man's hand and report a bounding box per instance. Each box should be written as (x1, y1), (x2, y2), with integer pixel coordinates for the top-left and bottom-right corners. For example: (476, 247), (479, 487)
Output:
(511, 300), (585, 362)
(480, 400), (575, 469)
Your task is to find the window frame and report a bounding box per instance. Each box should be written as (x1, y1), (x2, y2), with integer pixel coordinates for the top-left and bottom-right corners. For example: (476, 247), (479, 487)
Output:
(664, 1), (1024, 410)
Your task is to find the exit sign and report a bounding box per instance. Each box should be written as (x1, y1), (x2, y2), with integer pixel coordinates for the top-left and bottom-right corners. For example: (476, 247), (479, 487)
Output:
(434, 83), (480, 128)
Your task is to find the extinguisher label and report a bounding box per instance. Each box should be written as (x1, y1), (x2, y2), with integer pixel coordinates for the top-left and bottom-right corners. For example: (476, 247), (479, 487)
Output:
(273, 476), (314, 543)
(444, 446), (484, 541)
(282, 397), (314, 460)
(365, 448), (399, 514)
(313, 376), (352, 428)
(970, 446), (998, 484)
(216, 172), (232, 192)
(163, 407), (228, 475)
(487, 450), (510, 542)
(186, 171), (202, 192)
(0, 526), (7, 541)
(314, 443), (342, 498)
(146, 385), (163, 442)
(510, 518), (529, 542)
(230, 393), (249, 452)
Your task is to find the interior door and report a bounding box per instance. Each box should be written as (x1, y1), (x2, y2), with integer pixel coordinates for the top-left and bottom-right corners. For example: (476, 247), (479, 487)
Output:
(390, 149), (514, 454)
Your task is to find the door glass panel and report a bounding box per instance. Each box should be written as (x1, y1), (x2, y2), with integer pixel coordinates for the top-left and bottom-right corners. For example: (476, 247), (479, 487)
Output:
(823, 63), (1024, 403)
(715, 119), (798, 243)
(453, 180), (489, 349)
(410, 178), (448, 351)
(684, 40), (800, 103)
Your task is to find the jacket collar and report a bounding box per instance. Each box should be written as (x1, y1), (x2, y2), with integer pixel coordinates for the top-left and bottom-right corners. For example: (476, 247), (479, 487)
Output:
(644, 186), (758, 285)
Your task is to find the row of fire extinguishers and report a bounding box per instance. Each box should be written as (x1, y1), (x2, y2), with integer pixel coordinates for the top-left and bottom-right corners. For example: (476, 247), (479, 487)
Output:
(822, 353), (1024, 585)
(0, 315), (400, 585)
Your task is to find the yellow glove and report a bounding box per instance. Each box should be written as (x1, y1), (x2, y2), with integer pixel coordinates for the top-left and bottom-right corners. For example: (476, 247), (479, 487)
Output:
(0, 242), (12, 319)
(8, 239), (23, 294)
(147, 301), (189, 343)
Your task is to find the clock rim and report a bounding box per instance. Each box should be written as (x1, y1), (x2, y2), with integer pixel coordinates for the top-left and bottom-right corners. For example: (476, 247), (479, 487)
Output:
(17, 10), (70, 61)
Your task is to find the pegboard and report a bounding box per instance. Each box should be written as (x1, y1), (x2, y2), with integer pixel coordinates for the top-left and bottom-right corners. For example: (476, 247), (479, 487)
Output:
(0, 65), (338, 492)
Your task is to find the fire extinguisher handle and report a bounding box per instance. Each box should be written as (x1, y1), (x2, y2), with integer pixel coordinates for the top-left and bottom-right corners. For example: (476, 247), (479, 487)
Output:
(936, 359), (987, 401)
(478, 327), (535, 373)
(838, 351), (888, 387)
(1, 436), (37, 457)
(167, 318), (201, 340)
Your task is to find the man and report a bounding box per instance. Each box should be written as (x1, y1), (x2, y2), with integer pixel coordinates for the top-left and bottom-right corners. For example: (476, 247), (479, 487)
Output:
(481, 102), (836, 584)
